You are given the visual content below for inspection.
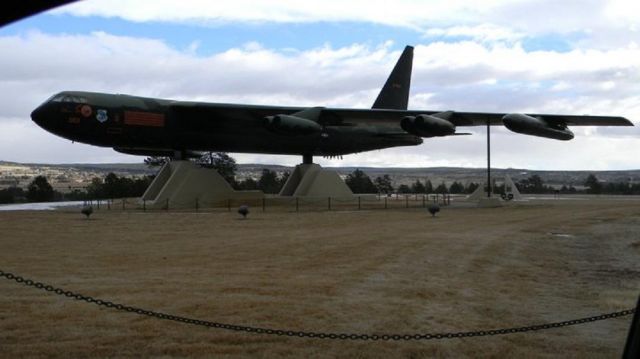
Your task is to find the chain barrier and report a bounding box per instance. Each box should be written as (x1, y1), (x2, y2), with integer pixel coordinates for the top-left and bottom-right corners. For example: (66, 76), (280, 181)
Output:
(0, 269), (634, 341)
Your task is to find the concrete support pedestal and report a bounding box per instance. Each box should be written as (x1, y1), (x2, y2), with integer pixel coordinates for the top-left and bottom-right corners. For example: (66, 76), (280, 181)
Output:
(467, 175), (522, 204)
(141, 161), (263, 209)
(279, 163), (353, 198)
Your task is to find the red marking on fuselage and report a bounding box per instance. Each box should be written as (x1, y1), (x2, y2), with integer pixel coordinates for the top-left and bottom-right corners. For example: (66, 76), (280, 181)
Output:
(124, 111), (165, 127)
(81, 105), (92, 118)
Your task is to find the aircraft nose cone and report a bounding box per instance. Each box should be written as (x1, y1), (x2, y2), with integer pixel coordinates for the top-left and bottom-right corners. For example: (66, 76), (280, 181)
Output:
(31, 103), (49, 127)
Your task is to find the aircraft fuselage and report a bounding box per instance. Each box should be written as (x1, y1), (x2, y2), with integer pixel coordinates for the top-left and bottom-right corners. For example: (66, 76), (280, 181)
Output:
(31, 91), (423, 158)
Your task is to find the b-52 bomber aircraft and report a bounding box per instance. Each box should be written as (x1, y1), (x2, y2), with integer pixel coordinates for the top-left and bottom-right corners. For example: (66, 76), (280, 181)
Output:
(31, 46), (632, 164)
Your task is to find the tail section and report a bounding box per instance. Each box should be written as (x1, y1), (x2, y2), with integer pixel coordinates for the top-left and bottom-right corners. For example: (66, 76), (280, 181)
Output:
(372, 45), (413, 110)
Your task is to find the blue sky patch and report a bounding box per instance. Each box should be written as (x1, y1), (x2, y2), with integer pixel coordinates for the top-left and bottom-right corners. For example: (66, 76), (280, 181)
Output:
(1, 13), (422, 55)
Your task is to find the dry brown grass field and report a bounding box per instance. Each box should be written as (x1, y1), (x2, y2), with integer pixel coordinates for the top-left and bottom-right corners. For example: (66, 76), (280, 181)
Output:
(1, 198), (640, 358)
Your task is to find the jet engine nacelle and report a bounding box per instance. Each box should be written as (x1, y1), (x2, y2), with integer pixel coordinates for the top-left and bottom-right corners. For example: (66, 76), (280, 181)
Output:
(502, 113), (574, 141)
(264, 114), (322, 135)
(401, 114), (456, 137)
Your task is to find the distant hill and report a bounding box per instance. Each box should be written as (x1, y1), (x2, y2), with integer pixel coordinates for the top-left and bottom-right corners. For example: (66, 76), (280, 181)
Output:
(2, 160), (640, 188)
(237, 163), (640, 187)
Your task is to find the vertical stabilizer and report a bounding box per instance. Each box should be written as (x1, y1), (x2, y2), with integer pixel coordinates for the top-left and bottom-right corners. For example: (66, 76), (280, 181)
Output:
(372, 46), (413, 110)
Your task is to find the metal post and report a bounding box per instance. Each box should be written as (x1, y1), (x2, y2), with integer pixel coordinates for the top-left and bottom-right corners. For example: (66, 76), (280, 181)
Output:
(384, 196), (387, 209)
(623, 295), (640, 358)
(195, 198), (199, 212)
(487, 119), (491, 198)
(97, 200), (100, 210)
(405, 195), (409, 208)
(165, 198), (169, 211)
(262, 197), (266, 212)
(143, 200), (146, 211)
(295, 197), (299, 212)
(422, 195), (426, 208)
(122, 199), (125, 210)
(358, 196), (361, 210)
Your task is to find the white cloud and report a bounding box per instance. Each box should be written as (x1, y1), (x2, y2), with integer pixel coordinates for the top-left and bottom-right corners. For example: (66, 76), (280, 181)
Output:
(0, 30), (639, 169)
(52, 0), (640, 49)
(53, 0), (504, 28)
(0, 119), (130, 163)
(424, 24), (525, 43)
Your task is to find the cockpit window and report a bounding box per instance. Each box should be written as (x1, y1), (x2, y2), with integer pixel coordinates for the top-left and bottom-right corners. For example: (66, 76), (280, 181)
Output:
(49, 94), (65, 102)
(50, 95), (88, 103)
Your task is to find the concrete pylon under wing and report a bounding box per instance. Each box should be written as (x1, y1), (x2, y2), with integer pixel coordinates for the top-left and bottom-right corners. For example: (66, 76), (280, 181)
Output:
(279, 163), (353, 197)
(503, 175), (523, 200)
(467, 175), (522, 204)
(141, 160), (263, 209)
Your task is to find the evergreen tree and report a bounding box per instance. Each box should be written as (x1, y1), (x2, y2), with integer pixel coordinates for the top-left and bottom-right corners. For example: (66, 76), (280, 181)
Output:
(374, 175), (394, 194)
(198, 152), (237, 185)
(397, 184), (411, 193)
(237, 177), (258, 190)
(26, 176), (54, 202)
(345, 169), (377, 194)
(516, 175), (552, 194)
(0, 187), (25, 204)
(103, 172), (123, 198)
(449, 181), (465, 194)
(86, 177), (104, 199)
(584, 174), (602, 194)
(257, 169), (280, 194)
(435, 182), (448, 194)
(424, 179), (433, 194)
(411, 179), (426, 193)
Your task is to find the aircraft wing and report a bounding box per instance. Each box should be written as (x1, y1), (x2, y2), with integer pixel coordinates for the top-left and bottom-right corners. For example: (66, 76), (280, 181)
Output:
(443, 112), (633, 127)
(318, 108), (632, 141)
(318, 108), (633, 127)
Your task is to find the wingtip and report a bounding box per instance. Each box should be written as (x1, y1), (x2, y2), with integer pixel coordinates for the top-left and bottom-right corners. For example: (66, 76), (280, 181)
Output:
(619, 117), (635, 126)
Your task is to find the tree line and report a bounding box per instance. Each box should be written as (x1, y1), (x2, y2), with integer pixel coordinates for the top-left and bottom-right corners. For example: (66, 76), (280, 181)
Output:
(2, 154), (639, 204)
(0, 174), (154, 204)
(344, 169), (479, 195)
(176, 152), (291, 193)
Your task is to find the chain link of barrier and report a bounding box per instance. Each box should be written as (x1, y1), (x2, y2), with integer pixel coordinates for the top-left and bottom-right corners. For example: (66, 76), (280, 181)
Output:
(0, 269), (634, 341)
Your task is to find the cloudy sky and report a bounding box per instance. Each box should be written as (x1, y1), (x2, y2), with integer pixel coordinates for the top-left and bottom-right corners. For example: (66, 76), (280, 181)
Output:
(1, 0), (639, 170)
